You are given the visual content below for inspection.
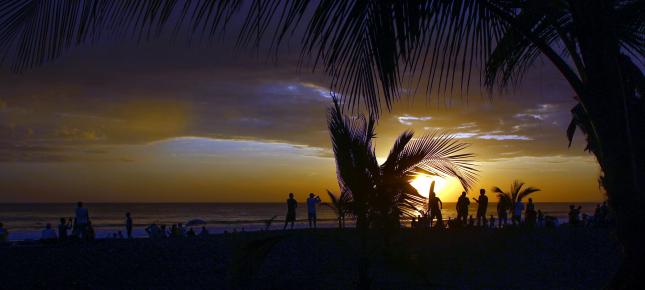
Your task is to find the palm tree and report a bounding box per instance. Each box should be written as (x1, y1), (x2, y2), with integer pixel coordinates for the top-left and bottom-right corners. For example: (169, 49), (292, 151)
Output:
(1, 1), (643, 287)
(328, 97), (477, 230)
(324, 189), (352, 229)
(493, 180), (541, 205)
(492, 180), (541, 219)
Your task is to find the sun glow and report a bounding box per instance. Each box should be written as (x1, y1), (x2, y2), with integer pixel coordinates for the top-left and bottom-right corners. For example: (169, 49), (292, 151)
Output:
(410, 175), (450, 199)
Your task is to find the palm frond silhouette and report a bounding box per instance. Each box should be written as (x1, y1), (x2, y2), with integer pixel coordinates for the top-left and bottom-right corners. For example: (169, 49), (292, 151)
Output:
(328, 96), (476, 230)
(492, 180), (540, 208)
(324, 189), (352, 229)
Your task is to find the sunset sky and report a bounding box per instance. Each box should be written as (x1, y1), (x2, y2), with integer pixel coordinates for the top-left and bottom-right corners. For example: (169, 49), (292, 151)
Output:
(0, 36), (605, 203)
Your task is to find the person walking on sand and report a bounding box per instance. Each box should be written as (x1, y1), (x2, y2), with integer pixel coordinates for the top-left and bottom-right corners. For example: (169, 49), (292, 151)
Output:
(283, 193), (298, 230)
(74, 202), (90, 239)
(428, 191), (443, 228)
(473, 189), (488, 226)
(306, 193), (322, 229)
(125, 212), (133, 239)
(456, 192), (470, 224)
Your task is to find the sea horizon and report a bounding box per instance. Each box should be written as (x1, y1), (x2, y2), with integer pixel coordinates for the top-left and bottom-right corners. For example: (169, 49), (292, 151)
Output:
(1, 202), (602, 241)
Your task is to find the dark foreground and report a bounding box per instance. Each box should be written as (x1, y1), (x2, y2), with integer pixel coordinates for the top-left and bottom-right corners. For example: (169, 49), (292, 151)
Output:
(0, 227), (621, 290)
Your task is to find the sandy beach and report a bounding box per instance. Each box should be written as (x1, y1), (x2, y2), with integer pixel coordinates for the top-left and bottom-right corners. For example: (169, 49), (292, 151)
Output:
(0, 227), (621, 290)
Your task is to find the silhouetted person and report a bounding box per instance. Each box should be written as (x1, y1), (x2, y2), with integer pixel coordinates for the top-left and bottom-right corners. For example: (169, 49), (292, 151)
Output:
(497, 201), (508, 227)
(568, 204), (582, 226)
(525, 198), (537, 227)
(160, 225), (167, 238)
(418, 214), (427, 229)
(125, 212), (133, 239)
(187, 228), (196, 237)
(428, 191), (443, 228)
(456, 192), (470, 224)
(145, 223), (161, 239)
(537, 210), (544, 227)
(593, 204), (601, 224)
(178, 223), (186, 236)
(512, 200), (524, 225)
(41, 223), (57, 243)
(411, 217), (417, 229)
(526, 198), (535, 214)
(74, 202), (90, 239)
(57, 218), (71, 241)
(473, 189), (488, 226)
(170, 224), (180, 237)
(599, 202), (609, 224)
(306, 193), (321, 228)
(283, 193), (297, 230)
(199, 226), (209, 237)
(468, 215), (475, 227)
(0, 223), (7, 242)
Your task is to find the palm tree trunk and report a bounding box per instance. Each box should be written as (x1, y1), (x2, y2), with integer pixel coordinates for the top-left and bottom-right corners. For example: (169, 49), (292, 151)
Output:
(593, 116), (644, 290)
(571, 2), (645, 287)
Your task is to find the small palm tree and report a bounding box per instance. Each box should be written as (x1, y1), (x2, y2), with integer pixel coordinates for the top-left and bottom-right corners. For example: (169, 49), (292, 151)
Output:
(324, 189), (352, 229)
(328, 97), (477, 230)
(263, 215), (278, 231)
(492, 180), (541, 214)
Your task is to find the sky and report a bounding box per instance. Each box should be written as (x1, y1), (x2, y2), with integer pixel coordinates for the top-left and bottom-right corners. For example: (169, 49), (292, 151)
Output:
(0, 34), (605, 203)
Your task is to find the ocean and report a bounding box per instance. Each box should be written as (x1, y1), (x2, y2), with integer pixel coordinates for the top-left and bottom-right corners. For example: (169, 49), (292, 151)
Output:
(0, 202), (600, 241)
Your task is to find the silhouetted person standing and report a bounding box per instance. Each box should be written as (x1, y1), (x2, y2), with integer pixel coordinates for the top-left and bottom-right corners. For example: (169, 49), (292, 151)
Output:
(456, 192), (470, 224)
(74, 202), (90, 239)
(306, 193), (321, 228)
(0, 223), (7, 242)
(428, 191), (443, 228)
(497, 201), (509, 227)
(41, 223), (57, 243)
(512, 200), (524, 225)
(125, 212), (133, 239)
(568, 204), (582, 226)
(283, 193), (297, 230)
(473, 189), (488, 226)
(537, 210), (545, 227)
(58, 217), (71, 241)
(525, 198), (537, 227)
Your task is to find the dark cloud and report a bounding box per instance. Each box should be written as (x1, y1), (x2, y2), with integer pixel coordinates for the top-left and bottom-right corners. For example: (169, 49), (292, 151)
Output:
(0, 37), (588, 164)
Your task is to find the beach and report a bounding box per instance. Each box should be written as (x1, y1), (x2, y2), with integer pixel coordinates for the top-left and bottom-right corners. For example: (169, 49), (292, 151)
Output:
(0, 202), (598, 240)
(0, 227), (621, 290)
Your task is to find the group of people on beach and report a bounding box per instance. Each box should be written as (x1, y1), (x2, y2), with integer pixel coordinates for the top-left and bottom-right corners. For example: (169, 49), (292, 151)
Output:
(282, 192), (321, 230)
(570, 202), (612, 227)
(37, 202), (96, 243)
(144, 222), (209, 239)
(411, 189), (614, 230)
(0, 195), (616, 243)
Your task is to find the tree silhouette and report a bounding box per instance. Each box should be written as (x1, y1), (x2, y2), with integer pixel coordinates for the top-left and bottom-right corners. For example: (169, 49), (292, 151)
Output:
(328, 97), (477, 230)
(324, 189), (352, 229)
(492, 180), (541, 206)
(493, 180), (540, 221)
